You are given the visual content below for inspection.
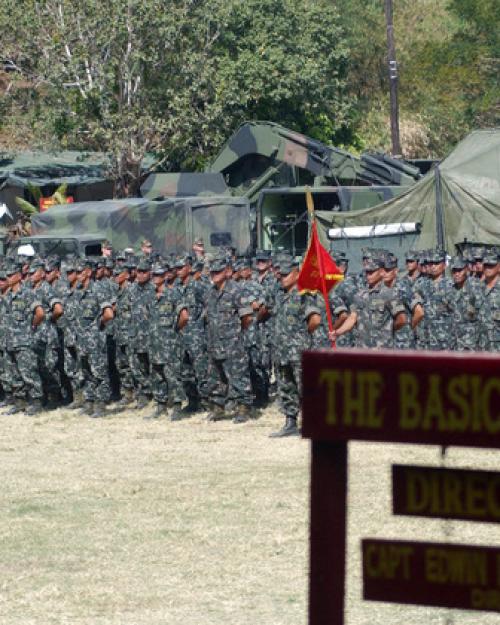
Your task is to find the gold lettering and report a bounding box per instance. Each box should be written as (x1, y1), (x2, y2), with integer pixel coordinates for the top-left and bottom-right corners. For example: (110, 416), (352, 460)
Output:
(363, 371), (384, 428)
(465, 475), (487, 518)
(399, 373), (420, 429)
(447, 375), (470, 431)
(482, 378), (500, 434)
(442, 473), (463, 516)
(343, 370), (363, 426)
(422, 375), (447, 431)
(487, 478), (500, 521)
(470, 376), (483, 432)
(405, 470), (429, 514)
(426, 548), (488, 586)
(365, 544), (380, 578)
(319, 370), (342, 425)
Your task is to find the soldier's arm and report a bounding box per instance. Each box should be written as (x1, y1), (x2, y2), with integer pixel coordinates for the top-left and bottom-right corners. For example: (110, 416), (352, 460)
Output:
(177, 308), (189, 330)
(333, 311), (357, 337)
(393, 312), (407, 331)
(101, 303), (114, 325)
(32, 305), (44, 327)
(411, 303), (424, 329)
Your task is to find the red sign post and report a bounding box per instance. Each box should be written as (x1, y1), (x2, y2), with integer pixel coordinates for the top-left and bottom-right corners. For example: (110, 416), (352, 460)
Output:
(302, 348), (500, 625)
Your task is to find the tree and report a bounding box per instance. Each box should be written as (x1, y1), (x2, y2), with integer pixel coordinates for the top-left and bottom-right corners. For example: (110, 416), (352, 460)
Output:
(0, 0), (353, 193)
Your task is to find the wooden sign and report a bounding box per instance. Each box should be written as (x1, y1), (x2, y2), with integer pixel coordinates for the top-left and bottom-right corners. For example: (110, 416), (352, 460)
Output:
(363, 539), (500, 613)
(302, 348), (500, 449)
(393, 465), (500, 524)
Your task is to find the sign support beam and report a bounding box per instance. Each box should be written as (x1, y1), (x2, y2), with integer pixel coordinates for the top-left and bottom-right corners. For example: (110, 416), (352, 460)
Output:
(309, 441), (348, 625)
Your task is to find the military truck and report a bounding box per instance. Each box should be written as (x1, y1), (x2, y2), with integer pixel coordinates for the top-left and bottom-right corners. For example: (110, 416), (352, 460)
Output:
(24, 196), (251, 258)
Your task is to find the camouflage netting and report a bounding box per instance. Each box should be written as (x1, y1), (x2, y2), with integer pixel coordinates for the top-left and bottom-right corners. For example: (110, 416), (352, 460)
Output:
(316, 129), (500, 258)
(31, 196), (251, 255)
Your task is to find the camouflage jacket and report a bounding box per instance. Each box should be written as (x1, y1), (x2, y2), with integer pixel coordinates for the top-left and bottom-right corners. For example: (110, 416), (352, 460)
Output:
(149, 285), (187, 365)
(58, 282), (81, 347)
(478, 281), (500, 351)
(205, 281), (252, 360)
(417, 276), (456, 350)
(113, 284), (132, 346)
(351, 282), (405, 349)
(124, 281), (156, 350)
(6, 284), (43, 350)
(273, 286), (320, 365)
(75, 281), (113, 353)
(452, 279), (483, 351)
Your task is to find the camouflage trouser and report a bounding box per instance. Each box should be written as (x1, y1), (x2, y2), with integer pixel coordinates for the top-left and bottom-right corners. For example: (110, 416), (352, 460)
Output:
(129, 350), (151, 398)
(181, 334), (209, 403)
(116, 343), (133, 390)
(206, 350), (252, 409)
(7, 347), (44, 401)
(248, 344), (270, 407)
(151, 361), (186, 405)
(79, 349), (111, 402)
(0, 347), (13, 395)
(277, 361), (302, 419)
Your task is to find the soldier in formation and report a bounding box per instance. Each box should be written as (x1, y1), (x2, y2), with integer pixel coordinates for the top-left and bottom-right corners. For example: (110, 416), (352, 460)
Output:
(0, 245), (498, 436)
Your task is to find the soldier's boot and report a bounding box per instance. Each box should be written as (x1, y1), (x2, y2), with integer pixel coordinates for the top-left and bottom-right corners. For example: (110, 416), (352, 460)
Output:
(91, 401), (107, 418)
(170, 402), (184, 422)
(0, 394), (15, 409)
(6, 398), (26, 415)
(67, 389), (84, 410)
(180, 397), (200, 416)
(79, 401), (94, 416)
(269, 416), (300, 438)
(144, 402), (166, 420)
(26, 399), (43, 416)
(135, 395), (150, 410)
(207, 404), (225, 422)
(232, 404), (253, 424)
(116, 388), (134, 409)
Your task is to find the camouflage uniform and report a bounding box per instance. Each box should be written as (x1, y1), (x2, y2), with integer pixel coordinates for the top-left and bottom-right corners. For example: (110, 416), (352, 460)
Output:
(75, 279), (112, 404)
(417, 265), (456, 351)
(5, 281), (44, 403)
(478, 254), (500, 351)
(113, 279), (134, 394)
(150, 275), (187, 407)
(124, 269), (156, 402)
(179, 269), (210, 408)
(57, 275), (83, 396)
(272, 276), (320, 422)
(0, 278), (12, 399)
(450, 257), (484, 351)
(205, 258), (253, 414)
(351, 268), (406, 349)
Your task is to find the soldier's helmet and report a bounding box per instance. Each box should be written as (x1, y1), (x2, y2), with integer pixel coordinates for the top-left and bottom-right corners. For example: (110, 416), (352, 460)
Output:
(209, 254), (230, 273)
(482, 251), (499, 266)
(449, 256), (467, 271)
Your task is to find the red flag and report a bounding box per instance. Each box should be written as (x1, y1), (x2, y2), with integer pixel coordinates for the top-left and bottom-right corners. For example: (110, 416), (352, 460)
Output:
(298, 221), (343, 294)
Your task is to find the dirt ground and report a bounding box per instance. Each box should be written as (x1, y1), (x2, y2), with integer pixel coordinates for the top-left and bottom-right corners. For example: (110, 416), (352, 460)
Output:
(1, 401), (499, 625)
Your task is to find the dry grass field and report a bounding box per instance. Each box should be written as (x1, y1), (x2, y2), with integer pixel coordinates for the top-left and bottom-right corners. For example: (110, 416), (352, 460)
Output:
(1, 401), (500, 625)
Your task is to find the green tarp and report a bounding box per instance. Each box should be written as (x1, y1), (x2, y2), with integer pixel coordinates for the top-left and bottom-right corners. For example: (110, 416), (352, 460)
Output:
(31, 196), (251, 255)
(315, 129), (500, 258)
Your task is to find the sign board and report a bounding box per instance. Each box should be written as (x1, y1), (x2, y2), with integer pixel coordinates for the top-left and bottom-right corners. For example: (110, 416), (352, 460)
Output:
(302, 349), (500, 449)
(363, 539), (500, 613)
(393, 465), (500, 524)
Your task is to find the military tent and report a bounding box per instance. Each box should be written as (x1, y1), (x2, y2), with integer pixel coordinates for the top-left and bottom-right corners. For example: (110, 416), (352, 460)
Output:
(315, 129), (500, 268)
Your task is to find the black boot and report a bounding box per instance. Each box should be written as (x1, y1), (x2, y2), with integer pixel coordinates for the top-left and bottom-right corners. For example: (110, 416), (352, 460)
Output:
(170, 403), (184, 421)
(207, 404), (225, 422)
(116, 388), (133, 409)
(269, 416), (300, 438)
(144, 402), (166, 420)
(6, 398), (26, 415)
(181, 397), (200, 416)
(91, 401), (107, 418)
(26, 399), (43, 416)
(135, 395), (149, 410)
(79, 401), (94, 416)
(0, 394), (14, 409)
(232, 405), (253, 424)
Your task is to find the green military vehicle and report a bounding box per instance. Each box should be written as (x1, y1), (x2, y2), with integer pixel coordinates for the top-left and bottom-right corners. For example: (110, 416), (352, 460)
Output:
(26, 196), (251, 257)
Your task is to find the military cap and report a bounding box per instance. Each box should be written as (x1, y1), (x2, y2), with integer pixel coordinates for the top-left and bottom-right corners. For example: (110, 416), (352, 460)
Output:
(75, 261), (87, 273)
(382, 253), (398, 270)
(193, 236), (204, 245)
(209, 254), (230, 273)
(192, 259), (204, 272)
(45, 259), (60, 272)
(136, 259), (151, 272)
(151, 262), (166, 275)
(95, 258), (106, 269)
(28, 260), (45, 274)
(364, 258), (383, 271)
(482, 251), (499, 266)
(141, 238), (152, 247)
(173, 254), (193, 268)
(233, 259), (243, 272)
(331, 250), (348, 264)
(428, 249), (446, 263)
(255, 249), (270, 261)
(0, 269), (6, 280)
(102, 240), (113, 250)
(115, 252), (127, 263)
(450, 256), (467, 270)
(113, 264), (128, 276)
(278, 257), (299, 275)
(6, 261), (22, 275)
(64, 260), (77, 273)
(472, 247), (485, 261)
(405, 250), (418, 262)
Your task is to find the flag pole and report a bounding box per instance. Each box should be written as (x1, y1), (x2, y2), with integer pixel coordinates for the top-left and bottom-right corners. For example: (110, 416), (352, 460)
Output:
(305, 189), (336, 349)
